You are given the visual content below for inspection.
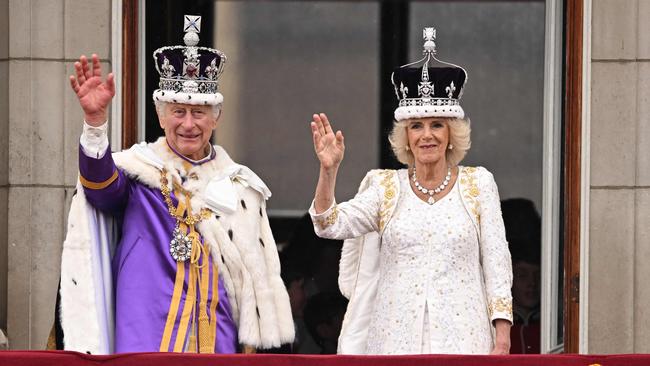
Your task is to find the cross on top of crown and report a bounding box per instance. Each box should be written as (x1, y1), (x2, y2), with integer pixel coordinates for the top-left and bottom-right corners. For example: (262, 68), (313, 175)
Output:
(184, 15), (201, 34)
(423, 27), (437, 55)
(423, 27), (436, 42)
(183, 15), (202, 46)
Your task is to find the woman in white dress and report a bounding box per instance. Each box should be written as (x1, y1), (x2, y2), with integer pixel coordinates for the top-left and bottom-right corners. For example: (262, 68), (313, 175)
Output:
(308, 28), (512, 355)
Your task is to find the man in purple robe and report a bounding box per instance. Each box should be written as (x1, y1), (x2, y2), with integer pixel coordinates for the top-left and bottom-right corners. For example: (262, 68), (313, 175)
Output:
(55, 15), (294, 354)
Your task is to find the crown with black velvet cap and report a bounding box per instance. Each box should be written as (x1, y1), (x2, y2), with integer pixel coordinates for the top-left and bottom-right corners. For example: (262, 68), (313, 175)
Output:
(152, 15), (227, 106)
(391, 27), (468, 121)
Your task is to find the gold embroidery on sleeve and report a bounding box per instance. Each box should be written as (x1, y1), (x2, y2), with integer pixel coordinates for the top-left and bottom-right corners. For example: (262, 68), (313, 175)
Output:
(460, 167), (480, 225)
(316, 205), (338, 230)
(488, 297), (513, 318)
(378, 170), (397, 232)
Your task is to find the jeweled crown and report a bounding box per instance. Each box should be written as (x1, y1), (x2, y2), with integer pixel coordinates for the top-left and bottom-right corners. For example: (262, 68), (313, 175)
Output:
(152, 15), (227, 106)
(391, 27), (468, 121)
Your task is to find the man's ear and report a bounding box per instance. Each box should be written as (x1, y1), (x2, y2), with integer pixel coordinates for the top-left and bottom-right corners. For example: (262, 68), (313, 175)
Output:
(215, 108), (223, 123)
(156, 106), (166, 129)
(214, 109), (223, 128)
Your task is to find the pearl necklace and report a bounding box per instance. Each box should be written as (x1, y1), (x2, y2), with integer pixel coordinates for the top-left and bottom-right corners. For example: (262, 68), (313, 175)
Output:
(412, 166), (452, 205)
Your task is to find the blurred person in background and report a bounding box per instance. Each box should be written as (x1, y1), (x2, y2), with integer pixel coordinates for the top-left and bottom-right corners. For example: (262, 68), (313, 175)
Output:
(303, 292), (349, 354)
(501, 198), (541, 354)
(281, 213), (343, 353)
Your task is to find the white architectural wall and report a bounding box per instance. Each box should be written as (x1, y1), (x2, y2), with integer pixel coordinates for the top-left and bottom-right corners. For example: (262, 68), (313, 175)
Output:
(588, 0), (650, 353)
(0, 0), (10, 339)
(4, 0), (112, 350)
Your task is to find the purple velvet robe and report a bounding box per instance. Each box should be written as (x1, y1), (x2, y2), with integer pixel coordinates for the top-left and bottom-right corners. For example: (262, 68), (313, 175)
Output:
(79, 144), (238, 353)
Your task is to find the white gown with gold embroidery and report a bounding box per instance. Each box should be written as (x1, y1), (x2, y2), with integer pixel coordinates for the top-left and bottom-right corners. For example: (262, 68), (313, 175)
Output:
(310, 168), (512, 355)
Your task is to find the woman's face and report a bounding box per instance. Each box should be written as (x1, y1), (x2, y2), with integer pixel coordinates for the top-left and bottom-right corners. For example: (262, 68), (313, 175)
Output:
(406, 117), (450, 166)
(158, 103), (218, 160)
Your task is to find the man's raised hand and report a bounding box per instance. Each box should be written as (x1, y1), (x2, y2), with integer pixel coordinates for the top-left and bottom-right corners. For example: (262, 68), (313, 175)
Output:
(69, 54), (115, 126)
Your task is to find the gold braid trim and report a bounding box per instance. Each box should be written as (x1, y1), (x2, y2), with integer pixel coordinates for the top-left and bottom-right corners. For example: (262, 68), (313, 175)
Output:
(488, 297), (513, 319)
(79, 169), (119, 190)
(158, 169), (217, 353)
(378, 170), (397, 232)
(459, 167), (480, 225)
(316, 205), (338, 230)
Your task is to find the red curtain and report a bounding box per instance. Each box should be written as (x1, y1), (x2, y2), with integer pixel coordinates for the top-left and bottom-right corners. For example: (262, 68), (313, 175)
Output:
(2, 351), (650, 366)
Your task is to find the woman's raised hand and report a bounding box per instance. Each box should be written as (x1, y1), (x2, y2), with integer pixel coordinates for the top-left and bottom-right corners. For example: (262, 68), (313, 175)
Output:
(311, 113), (345, 170)
(69, 54), (115, 126)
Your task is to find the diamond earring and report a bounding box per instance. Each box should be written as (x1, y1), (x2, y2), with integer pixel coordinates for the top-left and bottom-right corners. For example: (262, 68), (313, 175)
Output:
(448, 144), (454, 150)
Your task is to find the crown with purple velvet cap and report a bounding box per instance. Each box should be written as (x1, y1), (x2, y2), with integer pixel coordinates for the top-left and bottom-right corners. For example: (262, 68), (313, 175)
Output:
(152, 15), (227, 106)
(391, 27), (468, 121)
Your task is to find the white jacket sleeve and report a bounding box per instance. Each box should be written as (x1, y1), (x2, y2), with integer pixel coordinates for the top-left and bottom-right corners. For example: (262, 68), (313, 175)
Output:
(309, 171), (381, 241)
(477, 167), (513, 323)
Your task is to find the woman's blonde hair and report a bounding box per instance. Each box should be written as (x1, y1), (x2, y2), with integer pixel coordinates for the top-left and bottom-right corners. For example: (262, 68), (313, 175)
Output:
(388, 117), (471, 167)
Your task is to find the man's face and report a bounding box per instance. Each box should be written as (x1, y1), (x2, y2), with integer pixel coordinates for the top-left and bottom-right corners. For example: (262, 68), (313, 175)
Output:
(512, 260), (541, 311)
(158, 103), (218, 160)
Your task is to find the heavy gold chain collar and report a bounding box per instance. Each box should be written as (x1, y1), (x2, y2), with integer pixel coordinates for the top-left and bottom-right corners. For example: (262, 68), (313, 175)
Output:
(160, 168), (211, 225)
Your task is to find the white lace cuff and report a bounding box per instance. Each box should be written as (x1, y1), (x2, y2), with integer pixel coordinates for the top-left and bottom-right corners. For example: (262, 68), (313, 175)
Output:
(80, 120), (109, 159)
